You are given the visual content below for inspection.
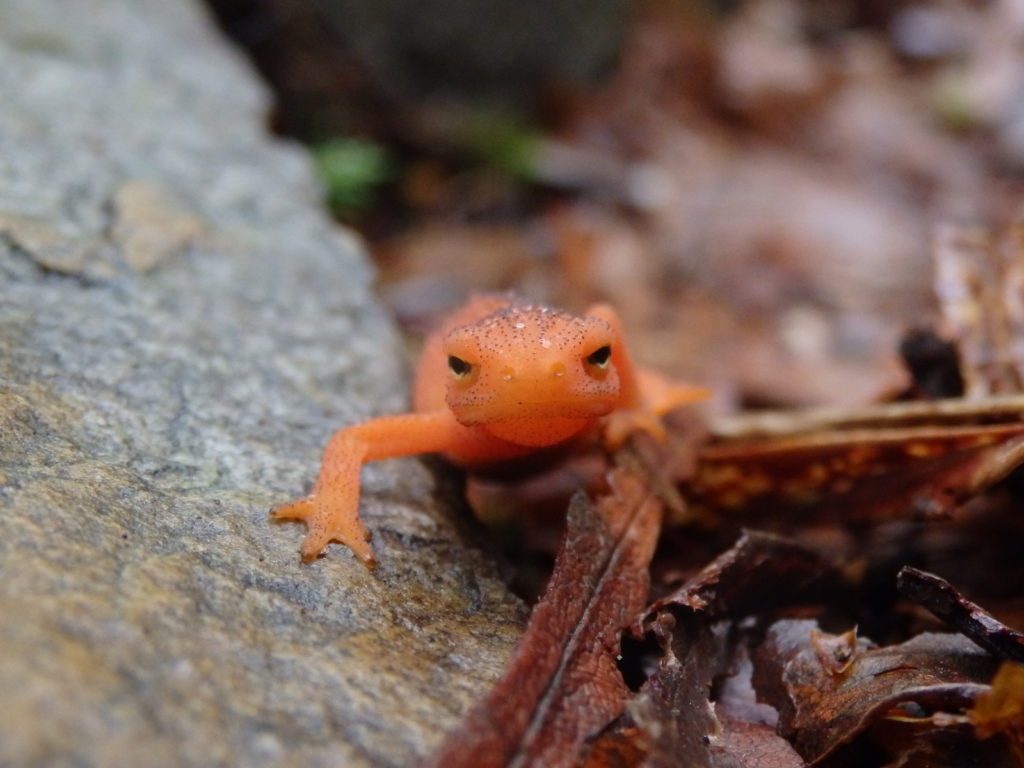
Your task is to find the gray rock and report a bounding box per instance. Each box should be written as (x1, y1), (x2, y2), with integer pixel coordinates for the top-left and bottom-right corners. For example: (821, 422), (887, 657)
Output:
(0, 1), (524, 766)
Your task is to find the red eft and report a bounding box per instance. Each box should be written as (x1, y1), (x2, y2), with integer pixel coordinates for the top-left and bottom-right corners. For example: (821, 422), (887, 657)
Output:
(273, 294), (708, 567)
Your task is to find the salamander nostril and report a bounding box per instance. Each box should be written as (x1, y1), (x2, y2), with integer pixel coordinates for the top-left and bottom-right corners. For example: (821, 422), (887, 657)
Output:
(550, 362), (566, 378)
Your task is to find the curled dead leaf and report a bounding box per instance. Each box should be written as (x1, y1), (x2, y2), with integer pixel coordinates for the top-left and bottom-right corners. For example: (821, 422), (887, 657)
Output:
(752, 621), (999, 764)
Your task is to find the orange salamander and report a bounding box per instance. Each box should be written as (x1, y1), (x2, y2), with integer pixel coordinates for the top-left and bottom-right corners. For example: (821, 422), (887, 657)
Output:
(273, 294), (707, 567)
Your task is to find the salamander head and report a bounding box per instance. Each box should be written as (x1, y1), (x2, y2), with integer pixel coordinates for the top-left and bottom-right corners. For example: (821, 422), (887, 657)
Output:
(442, 302), (620, 446)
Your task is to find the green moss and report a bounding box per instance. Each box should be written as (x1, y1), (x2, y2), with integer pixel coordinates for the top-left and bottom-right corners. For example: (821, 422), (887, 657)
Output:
(313, 137), (394, 215)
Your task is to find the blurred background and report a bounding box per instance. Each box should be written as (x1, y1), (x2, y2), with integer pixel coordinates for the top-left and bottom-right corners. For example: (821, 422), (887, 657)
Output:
(205, 0), (1024, 411)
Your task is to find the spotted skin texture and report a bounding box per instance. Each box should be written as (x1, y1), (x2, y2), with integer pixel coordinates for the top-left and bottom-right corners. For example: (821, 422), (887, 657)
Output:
(273, 294), (708, 566)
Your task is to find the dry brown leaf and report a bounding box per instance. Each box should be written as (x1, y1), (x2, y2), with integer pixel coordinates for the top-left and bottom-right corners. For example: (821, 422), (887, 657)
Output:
(752, 621), (999, 765)
(624, 532), (834, 768)
(641, 530), (835, 627)
(691, 396), (1024, 525)
(628, 613), (731, 768)
(424, 469), (662, 768)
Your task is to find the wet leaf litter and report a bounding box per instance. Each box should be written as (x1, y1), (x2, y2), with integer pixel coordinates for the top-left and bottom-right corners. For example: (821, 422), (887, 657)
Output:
(422, 219), (1024, 768)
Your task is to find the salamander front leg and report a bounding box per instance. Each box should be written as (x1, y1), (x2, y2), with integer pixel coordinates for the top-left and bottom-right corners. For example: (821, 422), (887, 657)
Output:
(273, 410), (464, 566)
(272, 429), (374, 565)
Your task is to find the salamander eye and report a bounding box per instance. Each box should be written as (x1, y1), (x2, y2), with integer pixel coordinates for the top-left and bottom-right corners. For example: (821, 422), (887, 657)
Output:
(448, 355), (474, 379)
(585, 345), (612, 369)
